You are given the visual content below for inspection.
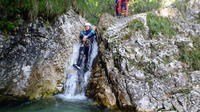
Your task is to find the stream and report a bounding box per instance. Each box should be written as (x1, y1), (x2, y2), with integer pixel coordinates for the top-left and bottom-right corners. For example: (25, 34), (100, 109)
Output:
(0, 39), (126, 112)
(0, 97), (125, 112)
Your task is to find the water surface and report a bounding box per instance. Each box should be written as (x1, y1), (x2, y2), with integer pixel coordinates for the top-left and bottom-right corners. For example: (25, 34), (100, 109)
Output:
(0, 97), (124, 112)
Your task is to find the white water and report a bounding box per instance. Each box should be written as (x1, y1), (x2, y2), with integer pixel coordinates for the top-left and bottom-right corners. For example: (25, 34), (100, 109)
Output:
(57, 40), (98, 100)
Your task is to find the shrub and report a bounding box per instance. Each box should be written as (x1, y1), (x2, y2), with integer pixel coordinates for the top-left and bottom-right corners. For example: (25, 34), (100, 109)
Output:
(0, 0), (115, 33)
(173, 0), (189, 17)
(74, 0), (115, 24)
(0, 0), (69, 33)
(147, 13), (176, 38)
(178, 36), (200, 71)
(128, 19), (144, 31)
(129, 0), (161, 14)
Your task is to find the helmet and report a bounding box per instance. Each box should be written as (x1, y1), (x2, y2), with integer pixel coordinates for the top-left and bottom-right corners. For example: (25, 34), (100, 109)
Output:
(85, 23), (91, 27)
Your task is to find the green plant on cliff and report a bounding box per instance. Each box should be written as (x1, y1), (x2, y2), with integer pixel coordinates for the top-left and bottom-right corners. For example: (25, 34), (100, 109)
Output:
(147, 13), (176, 38)
(178, 36), (200, 71)
(74, 0), (114, 24)
(128, 19), (144, 31)
(129, 0), (161, 14)
(169, 88), (191, 95)
(0, 0), (116, 33)
(198, 12), (200, 23)
(0, 0), (68, 34)
(173, 0), (189, 17)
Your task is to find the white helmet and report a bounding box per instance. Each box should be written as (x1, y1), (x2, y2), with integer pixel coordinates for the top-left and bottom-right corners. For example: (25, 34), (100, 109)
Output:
(85, 23), (91, 27)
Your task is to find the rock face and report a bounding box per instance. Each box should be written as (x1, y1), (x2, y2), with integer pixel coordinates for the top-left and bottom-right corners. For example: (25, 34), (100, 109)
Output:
(0, 10), (86, 102)
(87, 8), (200, 112)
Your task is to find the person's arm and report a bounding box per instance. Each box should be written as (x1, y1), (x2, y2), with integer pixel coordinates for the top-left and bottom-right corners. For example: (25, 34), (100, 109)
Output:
(79, 32), (85, 40)
(86, 30), (96, 39)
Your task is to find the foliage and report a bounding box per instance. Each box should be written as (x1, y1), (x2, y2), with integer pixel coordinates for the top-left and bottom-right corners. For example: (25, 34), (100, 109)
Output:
(147, 13), (176, 38)
(128, 19), (144, 31)
(0, 0), (115, 33)
(0, 18), (20, 33)
(74, 0), (114, 24)
(198, 12), (200, 23)
(178, 36), (200, 71)
(0, 0), (69, 33)
(145, 77), (153, 89)
(129, 0), (161, 14)
(0, 0), (68, 20)
(173, 0), (189, 17)
(169, 88), (191, 95)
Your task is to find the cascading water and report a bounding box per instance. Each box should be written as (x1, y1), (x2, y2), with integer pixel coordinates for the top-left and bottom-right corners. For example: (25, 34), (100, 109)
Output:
(58, 39), (98, 100)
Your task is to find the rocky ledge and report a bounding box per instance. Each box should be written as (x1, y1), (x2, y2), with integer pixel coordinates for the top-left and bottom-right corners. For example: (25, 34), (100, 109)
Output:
(87, 8), (200, 112)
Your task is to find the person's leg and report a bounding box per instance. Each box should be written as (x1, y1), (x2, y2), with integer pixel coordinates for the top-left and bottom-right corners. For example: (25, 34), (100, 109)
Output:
(117, 0), (122, 16)
(124, 3), (128, 17)
(116, 5), (119, 16)
(77, 46), (84, 67)
(84, 46), (89, 65)
(83, 46), (90, 72)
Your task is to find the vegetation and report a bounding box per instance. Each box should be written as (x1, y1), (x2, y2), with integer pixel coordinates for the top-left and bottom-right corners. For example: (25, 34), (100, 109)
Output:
(74, 0), (114, 24)
(0, 0), (115, 33)
(169, 88), (191, 95)
(198, 12), (200, 23)
(173, 0), (189, 17)
(145, 77), (153, 89)
(128, 19), (144, 31)
(0, 0), (193, 33)
(147, 13), (176, 38)
(0, 0), (70, 33)
(129, 0), (161, 14)
(121, 32), (132, 41)
(121, 19), (144, 40)
(178, 36), (200, 71)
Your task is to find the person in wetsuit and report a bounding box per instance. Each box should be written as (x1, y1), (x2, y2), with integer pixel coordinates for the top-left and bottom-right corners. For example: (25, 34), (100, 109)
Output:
(73, 23), (96, 72)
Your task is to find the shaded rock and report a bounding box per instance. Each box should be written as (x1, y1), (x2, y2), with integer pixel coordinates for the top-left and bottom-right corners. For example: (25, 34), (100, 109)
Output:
(0, 9), (87, 102)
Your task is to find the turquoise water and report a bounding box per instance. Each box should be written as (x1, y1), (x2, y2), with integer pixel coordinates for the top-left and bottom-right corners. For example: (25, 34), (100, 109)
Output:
(0, 97), (123, 112)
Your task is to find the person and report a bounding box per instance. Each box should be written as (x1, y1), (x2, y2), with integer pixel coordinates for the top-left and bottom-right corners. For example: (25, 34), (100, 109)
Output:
(115, 0), (120, 16)
(116, 0), (129, 17)
(73, 23), (96, 72)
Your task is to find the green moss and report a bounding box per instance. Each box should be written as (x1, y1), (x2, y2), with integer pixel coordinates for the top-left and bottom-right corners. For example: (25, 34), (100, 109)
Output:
(158, 74), (171, 79)
(41, 88), (59, 98)
(198, 12), (200, 23)
(145, 78), (153, 89)
(163, 56), (171, 65)
(128, 59), (135, 66)
(178, 36), (200, 71)
(121, 31), (132, 41)
(147, 13), (176, 38)
(127, 19), (144, 31)
(128, 59), (154, 74)
(170, 89), (191, 95)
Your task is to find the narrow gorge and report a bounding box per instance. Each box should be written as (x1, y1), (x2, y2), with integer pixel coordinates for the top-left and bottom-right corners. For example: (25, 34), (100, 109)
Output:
(0, 0), (200, 112)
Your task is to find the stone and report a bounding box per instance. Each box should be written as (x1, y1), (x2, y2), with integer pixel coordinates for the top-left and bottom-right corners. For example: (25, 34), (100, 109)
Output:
(0, 9), (87, 102)
(87, 8), (200, 111)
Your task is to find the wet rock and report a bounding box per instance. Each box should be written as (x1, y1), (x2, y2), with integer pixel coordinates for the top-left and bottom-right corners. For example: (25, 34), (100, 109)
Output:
(0, 10), (87, 102)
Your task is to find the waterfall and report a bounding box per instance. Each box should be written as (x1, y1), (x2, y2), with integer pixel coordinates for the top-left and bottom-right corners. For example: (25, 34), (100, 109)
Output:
(57, 39), (98, 100)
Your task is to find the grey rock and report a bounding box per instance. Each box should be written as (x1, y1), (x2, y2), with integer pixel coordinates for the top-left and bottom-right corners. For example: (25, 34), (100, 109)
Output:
(0, 9), (87, 102)
(87, 10), (200, 111)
